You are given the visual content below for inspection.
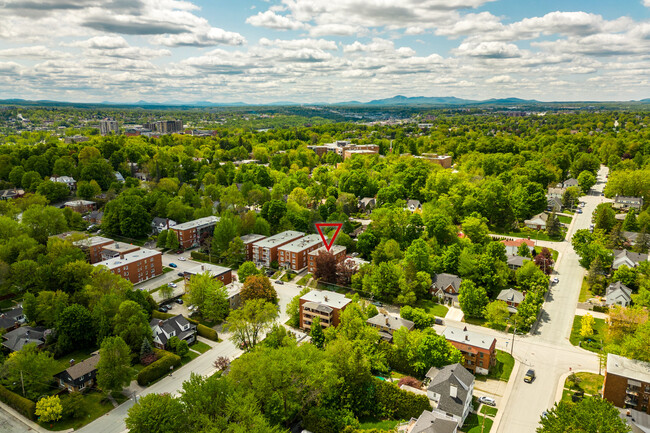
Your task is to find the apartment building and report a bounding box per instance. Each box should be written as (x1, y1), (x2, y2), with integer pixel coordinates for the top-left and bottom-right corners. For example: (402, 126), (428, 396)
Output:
(184, 263), (232, 286)
(64, 200), (96, 213)
(251, 230), (304, 268)
(299, 290), (351, 331)
(417, 153), (453, 169)
(343, 144), (380, 159)
(100, 242), (141, 261)
(171, 216), (219, 250)
(240, 234), (267, 261)
(93, 248), (162, 284)
(99, 119), (119, 136)
(278, 234), (323, 271)
(308, 245), (347, 274)
(73, 236), (114, 264)
(442, 326), (496, 375)
(604, 354), (650, 413)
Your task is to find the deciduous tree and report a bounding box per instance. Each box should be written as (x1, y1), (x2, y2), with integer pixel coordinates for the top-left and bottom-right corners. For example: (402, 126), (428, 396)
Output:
(97, 336), (132, 393)
(241, 275), (277, 304)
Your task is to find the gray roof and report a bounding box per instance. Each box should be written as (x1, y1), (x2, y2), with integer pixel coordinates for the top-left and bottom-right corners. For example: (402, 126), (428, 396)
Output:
(507, 256), (531, 268)
(432, 273), (462, 293)
(607, 353), (650, 384)
(0, 306), (24, 330)
(240, 234), (267, 244)
(497, 288), (525, 304)
(563, 178), (579, 188)
(150, 315), (196, 346)
(367, 313), (415, 332)
(94, 248), (161, 270)
(2, 326), (48, 352)
(301, 290), (351, 310)
(57, 352), (100, 380)
(547, 197), (563, 208)
(303, 301), (333, 314)
(442, 326), (496, 351)
(359, 197), (375, 206)
(615, 196), (644, 205)
(614, 249), (648, 264)
(279, 234), (322, 253)
(410, 410), (458, 433)
(407, 199), (422, 209)
(185, 263), (231, 278)
(426, 363), (475, 418)
(172, 216), (219, 231)
(253, 230), (304, 249)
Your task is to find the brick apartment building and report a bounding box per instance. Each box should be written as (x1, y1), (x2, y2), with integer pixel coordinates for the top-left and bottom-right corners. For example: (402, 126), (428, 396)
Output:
(171, 216), (219, 250)
(299, 290), (351, 332)
(604, 354), (650, 413)
(64, 200), (96, 213)
(93, 248), (162, 284)
(442, 326), (496, 375)
(100, 242), (141, 261)
(278, 234), (323, 271)
(308, 245), (347, 274)
(240, 234), (267, 261)
(251, 230), (304, 268)
(416, 153), (453, 169)
(342, 144), (379, 159)
(74, 236), (114, 264)
(183, 263), (232, 286)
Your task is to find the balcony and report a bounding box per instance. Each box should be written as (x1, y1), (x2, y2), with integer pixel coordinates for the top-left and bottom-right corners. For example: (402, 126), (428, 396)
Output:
(625, 395), (639, 406)
(626, 387), (640, 396)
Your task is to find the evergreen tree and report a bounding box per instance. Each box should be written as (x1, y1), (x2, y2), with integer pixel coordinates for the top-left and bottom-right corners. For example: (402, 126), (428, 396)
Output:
(622, 209), (639, 232)
(310, 317), (325, 349)
(546, 212), (562, 238)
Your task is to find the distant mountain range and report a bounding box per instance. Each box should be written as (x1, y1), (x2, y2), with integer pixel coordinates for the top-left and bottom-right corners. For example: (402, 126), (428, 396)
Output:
(1, 96), (649, 108)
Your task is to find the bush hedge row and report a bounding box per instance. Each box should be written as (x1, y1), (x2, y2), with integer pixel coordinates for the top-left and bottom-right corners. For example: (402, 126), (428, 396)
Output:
(137, 350), (181, 386)
(373, 379), (431, 420)
(151, 309), (218, 341)
(0, 384), (36, 420)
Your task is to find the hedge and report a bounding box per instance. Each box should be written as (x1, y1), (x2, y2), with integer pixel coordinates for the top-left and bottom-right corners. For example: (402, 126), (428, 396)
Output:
(373, 379), (430, 420)
(137, 350), (181, 386)
(197, 324), (218, 341)
(0, 384), (36, 420)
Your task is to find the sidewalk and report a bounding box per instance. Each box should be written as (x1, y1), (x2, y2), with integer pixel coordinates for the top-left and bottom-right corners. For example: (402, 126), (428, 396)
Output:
(574, 308), (608, 320)
(0, 400), (68, 433)
(491, 359), (521, 433)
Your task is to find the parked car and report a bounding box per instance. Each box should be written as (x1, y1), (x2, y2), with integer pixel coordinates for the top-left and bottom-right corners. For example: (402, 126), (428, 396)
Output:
(158, 306), (169, 312)
(434, 318), (444, 325)
(577, 208), (582, 214)
(552, 277), (559, 284)
(168, 283), (177, 288)
(372, 301), (383, 307)
(524, 369), (536, 383)
(176, 250), (183, 254)
(478, 396), (496, 406)
(179, 257), (186, 261)
(275, 280), (284, 285)
(175, 298), (184, 304)
(169, 263), (177, 268)
(177, 272), (185, 277)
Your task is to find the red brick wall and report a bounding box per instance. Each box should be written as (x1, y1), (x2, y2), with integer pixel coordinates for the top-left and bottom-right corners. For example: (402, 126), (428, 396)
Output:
(603, 372), (631, 409)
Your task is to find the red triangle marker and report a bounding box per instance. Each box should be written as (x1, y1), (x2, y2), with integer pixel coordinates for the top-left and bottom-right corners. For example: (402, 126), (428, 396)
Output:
(315, 223), (343, 252)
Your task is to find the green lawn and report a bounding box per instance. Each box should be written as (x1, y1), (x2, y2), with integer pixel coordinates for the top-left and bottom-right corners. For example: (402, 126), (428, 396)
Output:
(462, 413), (494, 433)
(464, 316), (488, 327)
(415, 299), (449, 317)
(181, 350), (200, 365)
(480, 406), (498, 417)
(579, 278), (594, 302)
(53, 349), (98, 374)
(558, 215), (573, 224)
(0, 297), (19, 310)
(297, 273), (312, 285)
(39, 390), (116, 431)
(162, 267), (173, 273)
(490, 227), (565, 242)
(561, 389), (573, 403)
(569, 315), (607, 353)
(272, 271), (282, 279)
(566, 372), (604, 395)
(281, 272), (296, 282)
(486, 350), (515, 382)
(358, 418), (400, 430)
(190, 341), (211, 354)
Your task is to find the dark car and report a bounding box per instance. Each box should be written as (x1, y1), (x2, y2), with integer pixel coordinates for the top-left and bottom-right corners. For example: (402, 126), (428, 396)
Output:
(158, 306), (169, 313)
(177, 272), (185, 277)
(176, 250), (183, 254)
(524, 369), (536, 383)
(169, 263), (177, 268)
(275, 280), (284, 285)
(175, 298), (184, 305)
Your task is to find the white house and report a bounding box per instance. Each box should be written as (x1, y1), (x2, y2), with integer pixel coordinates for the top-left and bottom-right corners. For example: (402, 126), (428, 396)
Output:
(425, 363), (475, 426)
(612, 250), (648, 270)
(605, 282), (633, 307)
(524, 212), (548, 230)
(501, 238), (535, 256)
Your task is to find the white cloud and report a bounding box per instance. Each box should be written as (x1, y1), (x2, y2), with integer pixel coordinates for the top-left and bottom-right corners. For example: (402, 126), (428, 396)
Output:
(151, 27), (246, 47)
(486, 75), (514, 83)
(0, 46), (71, 59)
(259, 38), (337, 50)
(246, 10), (308, 30)
(454, 41), (522, 58)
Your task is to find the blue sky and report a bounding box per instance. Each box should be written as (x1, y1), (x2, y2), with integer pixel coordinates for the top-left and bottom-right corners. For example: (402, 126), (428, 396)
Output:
(0, 0), (649, 103)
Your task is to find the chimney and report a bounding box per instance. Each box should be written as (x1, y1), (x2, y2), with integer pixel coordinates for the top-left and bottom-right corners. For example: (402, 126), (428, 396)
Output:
(450, 385), (458, 399)
(69, 359), (75, 367)
(324, 296), (328, 302)
(115, 242), (119, 248)
(158, 320), (163, 327)
(465, 335), (469, 341)
(201, 265), (205, 271)
(166, 218), (169, 229)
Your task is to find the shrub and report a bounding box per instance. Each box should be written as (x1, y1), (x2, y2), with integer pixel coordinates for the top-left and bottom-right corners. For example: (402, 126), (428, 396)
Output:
(400, 306), (434, 329)
(0, 384), (36, 419)
(137, 350), (181, 386)
(593, 305), (609, 313)
(151, 310), (174, 320)
(373, 379), (430, 420)
(397, 376), (422, 389)
(302, 406), (359, 433)
(197, 324), (218, 341)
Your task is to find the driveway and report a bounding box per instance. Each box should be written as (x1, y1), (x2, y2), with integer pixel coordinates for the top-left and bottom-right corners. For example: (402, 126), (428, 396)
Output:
(445, 307), (464, 322)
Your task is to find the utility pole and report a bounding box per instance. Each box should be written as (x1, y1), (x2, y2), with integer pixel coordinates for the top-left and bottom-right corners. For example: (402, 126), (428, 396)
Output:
(510, 319), (517, 356)
(20, 371), (25, 397)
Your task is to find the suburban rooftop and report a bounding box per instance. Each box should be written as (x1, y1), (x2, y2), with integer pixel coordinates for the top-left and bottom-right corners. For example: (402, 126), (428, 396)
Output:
(301, 289), (352, 310)
(73, 236), (114, 247)
(240, 234), (267, 244)
(185, 263), (231, 277)
(279, 234), (322, 253)
(172, 215), (219, 231)
(253, 230), (304, 249)
(309, 244), (347, 256)
(607, 353), (650, 383)
(93, 248), (161, 270)
(442, 326), (496, 350)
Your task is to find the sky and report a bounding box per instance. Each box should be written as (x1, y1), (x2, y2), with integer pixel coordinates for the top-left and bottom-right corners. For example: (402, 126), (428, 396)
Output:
(1, 0), (650, 104)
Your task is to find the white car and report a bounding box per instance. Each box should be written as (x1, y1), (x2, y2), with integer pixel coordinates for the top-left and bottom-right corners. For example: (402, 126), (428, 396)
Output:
(478, 396), (496, 406)
(167, 283), (177, 288)
(552, 277), (559, 284)
(178, 257), (186, 261)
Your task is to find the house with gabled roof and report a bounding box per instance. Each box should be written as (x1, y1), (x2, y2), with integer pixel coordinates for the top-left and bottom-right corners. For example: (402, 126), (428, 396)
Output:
(431, 273), (463, 306)
(150, 315), (197, 350)
(0, 305), (25, 332)
(54, 352), (100, 392)
(507, 255), (531, 270)
(425, 363), (475, 425)
(612, 249), (648, 270)
(406, 199), (422, 212)
(606, 282), (633, 307)
(497, 288), (525, 313)
(547, 187), (566, 199)
(405, 410), (459, 433)
(2, 326), (49, 352)
(359, 197), (376, 213)
(547, 197), (563, 212)
(366, 313), (415, 342)
(614, 196), (644, 211)
(563, 178), (579, 188)
(524, 212), (548, 230)
(500, 238), (535, 256)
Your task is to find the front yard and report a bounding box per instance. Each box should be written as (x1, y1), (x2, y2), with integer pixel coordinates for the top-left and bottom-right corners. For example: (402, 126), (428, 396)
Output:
(462, 413), (494, 433)
(415, 299), (449, 318)
(486, 351), (515, 382)
(569, 315), (607, 353)
(39, 390), (129, 431)
(561, 372), (604, 403)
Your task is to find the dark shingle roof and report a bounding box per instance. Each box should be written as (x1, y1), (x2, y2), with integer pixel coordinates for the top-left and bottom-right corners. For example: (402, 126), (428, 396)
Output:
(59, 352), (100, 380)
(426, 363), (475, 418)
(2, 326), (47, 352)
(411, 410), (459, 433)
(432, 273), (462, 293)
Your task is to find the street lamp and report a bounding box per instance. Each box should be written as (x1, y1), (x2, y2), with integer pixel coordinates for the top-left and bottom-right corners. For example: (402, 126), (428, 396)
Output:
(507, 318), (518, 356)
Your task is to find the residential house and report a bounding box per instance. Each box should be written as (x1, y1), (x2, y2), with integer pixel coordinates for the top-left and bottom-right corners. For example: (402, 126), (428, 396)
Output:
(2, 326), (48, 352)
(614, 196), (644, 211)
(442, 326), (497, 375)
(425, 363), (475, 425)
(507, 255), (531, 270)
(496, 288), (525, 313)
(0, 306), (26, 332)
(547, 187), (566, 199)
(171, 216), (220, 250)
(501, 238), (535, 256)
(55, 352), (100, 392)
(563, 178), (579, 188)
(406, 199), (423, 212)
(150, 315), (197, 350)
(547, 197), (563, 212)
(83, 210), (103, 225)
(604, 354), (650, 414)
(240, 234), (267, 261)
(359, 197), (376, 213)
(606, 282), (633, 307)
(612, 249), (649, 270)
(0, 189), (25, 200)
(278, 234), (323, 271)
(64, 200), (96, 213)
(524, 212), (548, 230)
(366, 313), (415, 342)
(308, 245), (347, 274)
(251, 230), (304, 268)
(151, 217), (177, 234)
(51, 176), (76, 191)
(405, 410), (459, 433)
(184, 263), (232, 286)
(299, 290), (351, 332)
(431, 273), (463, 306)
(114, 172), (125, 183)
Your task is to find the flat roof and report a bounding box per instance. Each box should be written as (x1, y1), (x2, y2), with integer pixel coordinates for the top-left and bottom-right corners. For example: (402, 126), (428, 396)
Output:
(240, 234), (267, 244)
(442, 326), (496, 351)
(172, 216), (219, 231)
(300, 289), (351, 310)
(65, 200), (95, 206)
(279, 234), (322, 253)
(101, 243), (140, 254)
(185, 263), (231, 277)
(608, 353), (650, 383)
(93, 248), (161, 270)
(309, 245), (347, 256)
(74, 236), (114, 247)
(253, 230), (304, 249)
